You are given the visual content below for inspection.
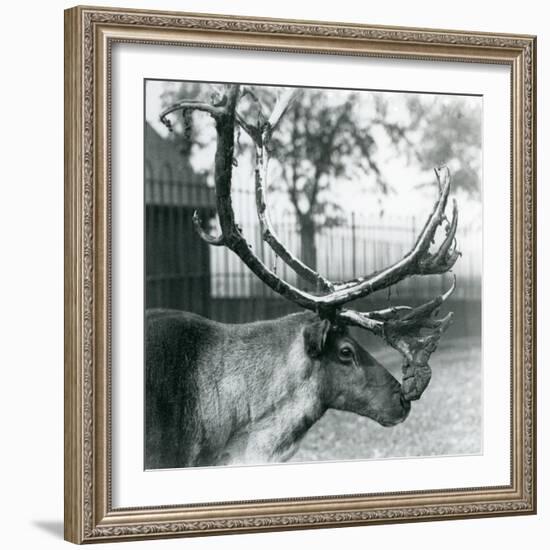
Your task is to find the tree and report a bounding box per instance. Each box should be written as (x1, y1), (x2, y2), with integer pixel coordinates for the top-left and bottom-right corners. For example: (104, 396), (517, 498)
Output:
(403, 96), (482, 197)
(265, 89), (389, 273)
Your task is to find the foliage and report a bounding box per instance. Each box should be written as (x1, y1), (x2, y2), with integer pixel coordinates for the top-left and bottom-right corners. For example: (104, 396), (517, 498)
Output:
(405, 96), (482, 197)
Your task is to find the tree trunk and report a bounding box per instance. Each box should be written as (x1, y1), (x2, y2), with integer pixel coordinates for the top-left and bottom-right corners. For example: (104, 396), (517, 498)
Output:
(299, 216), (317, 285)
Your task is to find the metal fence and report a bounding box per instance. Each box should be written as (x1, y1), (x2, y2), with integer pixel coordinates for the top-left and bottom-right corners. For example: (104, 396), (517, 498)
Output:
(146, 178), (482, 329)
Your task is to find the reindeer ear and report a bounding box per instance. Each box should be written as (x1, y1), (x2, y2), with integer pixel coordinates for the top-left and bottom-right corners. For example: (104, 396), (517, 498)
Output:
(304, 318), (332, 358)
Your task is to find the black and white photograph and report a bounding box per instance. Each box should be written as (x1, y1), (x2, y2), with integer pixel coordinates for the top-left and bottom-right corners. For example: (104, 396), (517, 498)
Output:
(143, 80), (482, 470)
(55, 3), (538, 545)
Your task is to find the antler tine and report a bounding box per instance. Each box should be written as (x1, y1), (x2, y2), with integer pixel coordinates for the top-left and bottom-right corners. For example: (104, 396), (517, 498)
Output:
(338, 276), (456, 401)
(338, 275), (455, 333)
(160, 99), (225, 131)
(236, 87), (334, 292)
(255, 165), (334, 292)
(266, 88), (302, 135)
(317, 165), (459, 308)
(253, 132), (334, 291)
(192, 211), (225, 246)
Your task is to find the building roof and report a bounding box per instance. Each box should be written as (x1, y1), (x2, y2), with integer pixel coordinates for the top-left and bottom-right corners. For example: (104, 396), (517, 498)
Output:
(144, 122), (214, 208)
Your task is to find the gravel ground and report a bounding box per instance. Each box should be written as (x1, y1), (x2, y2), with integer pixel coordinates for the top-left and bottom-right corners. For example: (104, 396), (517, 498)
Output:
(291, 336), (482, 463)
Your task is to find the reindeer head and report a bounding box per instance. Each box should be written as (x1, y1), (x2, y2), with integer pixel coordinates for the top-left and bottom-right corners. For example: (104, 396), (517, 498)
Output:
(161, 84), (459, 413)
(303, 318), (410, 426)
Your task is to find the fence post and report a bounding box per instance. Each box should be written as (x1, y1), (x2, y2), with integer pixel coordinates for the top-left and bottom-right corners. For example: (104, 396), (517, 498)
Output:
(351, 211), (357, 279)
(259, 220), (269, 319)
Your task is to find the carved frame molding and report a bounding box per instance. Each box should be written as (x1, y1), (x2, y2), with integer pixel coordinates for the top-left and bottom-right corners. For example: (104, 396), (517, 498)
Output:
(64, 5), (536, 543)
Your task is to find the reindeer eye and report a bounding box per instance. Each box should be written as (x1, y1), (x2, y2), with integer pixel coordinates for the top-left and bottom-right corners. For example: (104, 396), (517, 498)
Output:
(339, 346), (354, 362)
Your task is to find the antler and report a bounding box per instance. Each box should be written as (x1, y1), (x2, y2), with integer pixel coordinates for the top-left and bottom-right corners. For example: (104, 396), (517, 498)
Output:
(240, 87), (459, 302)
(327, 166), (459, 299)
(161, 84), (460, 401)
(245, 89), (335, 292)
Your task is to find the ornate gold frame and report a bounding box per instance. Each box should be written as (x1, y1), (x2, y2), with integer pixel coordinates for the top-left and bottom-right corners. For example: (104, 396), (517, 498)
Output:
(64, 5), (537, 544)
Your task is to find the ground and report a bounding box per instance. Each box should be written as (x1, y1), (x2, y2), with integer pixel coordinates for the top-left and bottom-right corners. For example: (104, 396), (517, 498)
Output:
(291, 336), (482, 463)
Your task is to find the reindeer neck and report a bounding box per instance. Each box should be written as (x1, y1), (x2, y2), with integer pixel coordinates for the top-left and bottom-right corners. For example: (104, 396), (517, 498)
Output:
(248, 364), (325, 463)
(215, 314), (327, 465)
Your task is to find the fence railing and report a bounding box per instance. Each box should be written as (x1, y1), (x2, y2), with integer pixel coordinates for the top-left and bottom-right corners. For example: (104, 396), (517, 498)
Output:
(204, 183), (481, 301)
(145, 178), (481, 326)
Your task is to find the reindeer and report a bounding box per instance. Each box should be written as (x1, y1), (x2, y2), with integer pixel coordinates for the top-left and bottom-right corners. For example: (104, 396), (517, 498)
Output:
(145, 85), (459, 469)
